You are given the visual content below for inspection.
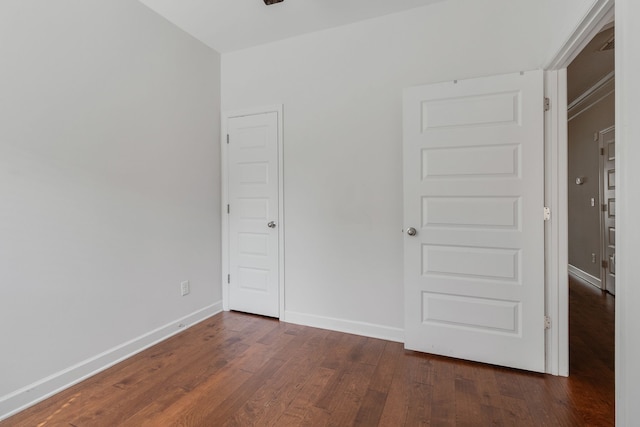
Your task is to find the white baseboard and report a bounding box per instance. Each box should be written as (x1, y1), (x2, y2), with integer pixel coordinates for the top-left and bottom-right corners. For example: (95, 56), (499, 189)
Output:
(283, 311), (404, 343)
(568, 264), (602, 289)
(0, 301), (223, 422)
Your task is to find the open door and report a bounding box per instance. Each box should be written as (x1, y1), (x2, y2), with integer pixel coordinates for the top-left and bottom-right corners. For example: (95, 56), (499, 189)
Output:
(403, 71), (545, 372)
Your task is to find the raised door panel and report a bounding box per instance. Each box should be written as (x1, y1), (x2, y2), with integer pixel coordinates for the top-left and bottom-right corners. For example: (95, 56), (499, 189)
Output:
(600, 127), (616, 295)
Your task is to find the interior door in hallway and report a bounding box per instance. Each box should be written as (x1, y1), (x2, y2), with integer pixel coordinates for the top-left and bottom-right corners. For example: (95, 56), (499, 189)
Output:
(227, 111), (280, 317)
(403, 71), (546, 372)
(600, 126), (616, 295)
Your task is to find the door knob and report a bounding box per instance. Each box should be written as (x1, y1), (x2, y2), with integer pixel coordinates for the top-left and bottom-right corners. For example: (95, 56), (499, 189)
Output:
(268, 221), (277, 229)
(406, 227), (417, 236)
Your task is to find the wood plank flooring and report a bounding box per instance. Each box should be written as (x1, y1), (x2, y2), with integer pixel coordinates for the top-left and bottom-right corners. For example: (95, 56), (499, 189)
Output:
(2, 278), (614, 426)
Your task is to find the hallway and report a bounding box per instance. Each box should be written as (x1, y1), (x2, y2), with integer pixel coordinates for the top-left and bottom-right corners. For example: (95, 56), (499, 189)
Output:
(567, 276), (615, 424)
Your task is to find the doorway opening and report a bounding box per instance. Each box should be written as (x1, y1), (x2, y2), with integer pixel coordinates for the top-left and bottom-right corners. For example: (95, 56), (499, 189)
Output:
(565, 18), (615, 421)
(567, 23), (615, 295)
(543, 0), (614, 378)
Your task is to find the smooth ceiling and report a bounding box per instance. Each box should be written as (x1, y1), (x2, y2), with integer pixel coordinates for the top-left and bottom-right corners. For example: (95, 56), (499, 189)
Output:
(137, 0), (444, 52)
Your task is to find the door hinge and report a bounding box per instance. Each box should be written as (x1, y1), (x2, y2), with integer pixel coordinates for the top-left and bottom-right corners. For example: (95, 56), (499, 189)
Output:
(544, 316), (552, 330)
(226, 134), (230, 144)
(227, 274), (230, 284)
(543, 207), (551, 221)
(602, 204), (608, 212)
(227, 204), (230, 214)
(544, 97), (550, 112)
(602, 260), (609, 269)
(600, 147), (605, 155)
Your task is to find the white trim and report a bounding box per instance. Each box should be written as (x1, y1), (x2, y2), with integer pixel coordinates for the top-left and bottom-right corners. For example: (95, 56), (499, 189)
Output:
(568, 70), (615, 112)
(615, 3), (629, 423)
(544, 69), (569, 376)
(545, 0), (614, 70)
(569, 264), (603, 289)
(284, 311), (404, 343)
(0, 302), (222, 422)
(544, 0), (614, 378)
(568, 71), (615, 121)
(221, 105), (285, 320)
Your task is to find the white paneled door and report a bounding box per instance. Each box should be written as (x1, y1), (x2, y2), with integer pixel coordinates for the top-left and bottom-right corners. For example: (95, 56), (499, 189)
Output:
(228, 111), (280, 318)
(403, 71), (545, 372)
(599, 126), (616, 295)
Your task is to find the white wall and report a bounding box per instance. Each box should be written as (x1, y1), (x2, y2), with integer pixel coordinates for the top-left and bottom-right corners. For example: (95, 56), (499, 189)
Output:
(616, 0), (640, 424)
(222, 0), (588, 338)
(0, 0), (221, 418)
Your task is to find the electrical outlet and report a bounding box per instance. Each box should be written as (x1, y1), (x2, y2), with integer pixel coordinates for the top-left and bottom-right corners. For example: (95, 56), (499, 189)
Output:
(591, 253), (597, 263)
(180, 280), (190, 296)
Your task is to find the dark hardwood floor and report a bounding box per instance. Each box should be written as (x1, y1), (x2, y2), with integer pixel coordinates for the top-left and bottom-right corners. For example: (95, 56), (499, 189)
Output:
(2, 278), (614, 426)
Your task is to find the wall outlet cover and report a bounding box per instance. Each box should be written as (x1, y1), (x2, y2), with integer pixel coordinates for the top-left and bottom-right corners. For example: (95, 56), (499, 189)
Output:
(180, 281), (190, 296)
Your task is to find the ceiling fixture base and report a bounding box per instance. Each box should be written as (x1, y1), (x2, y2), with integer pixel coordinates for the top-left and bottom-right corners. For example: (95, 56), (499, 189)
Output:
(264, 0), (284, 5)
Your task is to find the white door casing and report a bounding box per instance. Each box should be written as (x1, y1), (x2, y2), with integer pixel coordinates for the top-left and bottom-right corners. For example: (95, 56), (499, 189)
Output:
(599, 126), (616, 295)
(403, 71), (546, 372)
(544, 0), (614, 378)
(223, 107), (283, 318)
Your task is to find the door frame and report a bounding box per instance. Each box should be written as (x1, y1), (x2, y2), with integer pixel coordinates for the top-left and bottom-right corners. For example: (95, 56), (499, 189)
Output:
(543, 0), (614, 376)
(221, 105), (285, 320)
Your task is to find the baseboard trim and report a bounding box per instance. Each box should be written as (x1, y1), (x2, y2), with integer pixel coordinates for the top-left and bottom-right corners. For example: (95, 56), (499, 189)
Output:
(283, 311), (404, 343)
(0, 301), (223, 422)
(568, 264), (602, 289)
